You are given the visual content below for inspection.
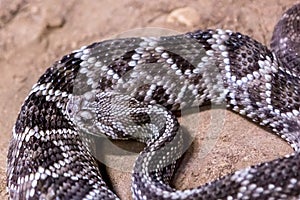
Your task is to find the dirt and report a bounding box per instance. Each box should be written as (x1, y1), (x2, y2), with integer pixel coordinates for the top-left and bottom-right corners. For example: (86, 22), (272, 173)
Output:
(0, 0), (298, 199)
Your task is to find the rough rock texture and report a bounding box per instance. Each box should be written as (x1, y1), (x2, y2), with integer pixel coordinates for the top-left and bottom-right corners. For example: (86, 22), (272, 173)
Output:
(0, 0), (296, 199)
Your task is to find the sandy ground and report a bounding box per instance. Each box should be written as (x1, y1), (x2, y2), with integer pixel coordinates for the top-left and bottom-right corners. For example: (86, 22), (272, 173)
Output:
(0, 0), (298, 199)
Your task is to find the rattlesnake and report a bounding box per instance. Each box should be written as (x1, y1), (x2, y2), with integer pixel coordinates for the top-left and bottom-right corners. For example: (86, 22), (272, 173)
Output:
(7, 3), (300, 200)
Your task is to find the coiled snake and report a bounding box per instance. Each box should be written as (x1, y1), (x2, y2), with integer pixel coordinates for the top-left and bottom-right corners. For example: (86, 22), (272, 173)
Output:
(7, 3), (300, 200)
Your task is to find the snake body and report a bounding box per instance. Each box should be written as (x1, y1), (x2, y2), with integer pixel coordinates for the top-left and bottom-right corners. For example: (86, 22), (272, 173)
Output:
(7, 3), (300, 200)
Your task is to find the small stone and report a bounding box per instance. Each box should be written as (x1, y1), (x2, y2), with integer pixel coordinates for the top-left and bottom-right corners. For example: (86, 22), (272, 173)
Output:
(167, 7), (200, 27)
(30, 6), (39, 14)
(47, 15), (65, 28)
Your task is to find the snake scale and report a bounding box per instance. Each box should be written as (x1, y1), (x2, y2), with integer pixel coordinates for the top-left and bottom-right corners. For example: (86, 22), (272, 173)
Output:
(7, 3), (300, 200)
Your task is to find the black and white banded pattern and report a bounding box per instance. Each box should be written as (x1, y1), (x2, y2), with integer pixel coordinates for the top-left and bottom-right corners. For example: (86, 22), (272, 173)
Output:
(7, 3), (300, 200)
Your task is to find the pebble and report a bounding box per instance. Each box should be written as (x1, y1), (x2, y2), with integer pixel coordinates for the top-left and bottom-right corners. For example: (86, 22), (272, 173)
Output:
(167, 7), (200, 27)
